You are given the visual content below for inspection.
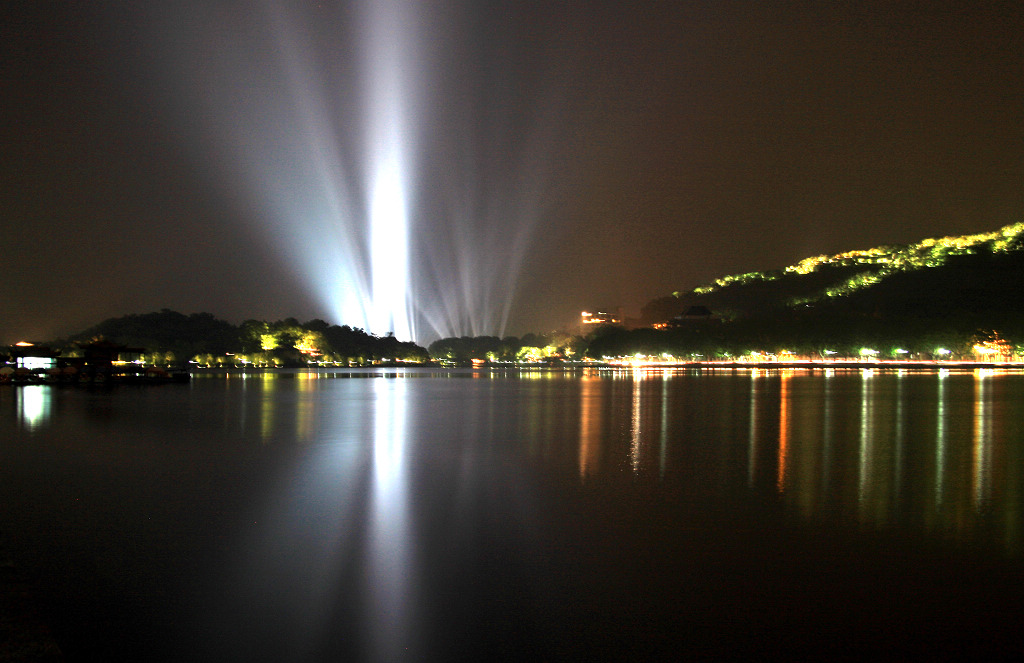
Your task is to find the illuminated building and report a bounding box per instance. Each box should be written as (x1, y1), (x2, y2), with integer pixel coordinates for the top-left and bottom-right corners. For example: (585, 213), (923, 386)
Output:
(581, 310), (622, 328)
(972, 332), (1013, 362)
(7, 342), (59, 372)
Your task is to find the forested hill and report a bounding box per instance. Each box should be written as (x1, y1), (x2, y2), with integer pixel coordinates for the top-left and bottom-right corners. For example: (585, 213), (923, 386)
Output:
(642, 222), (1024, 333)
(54, 310), (429, 365)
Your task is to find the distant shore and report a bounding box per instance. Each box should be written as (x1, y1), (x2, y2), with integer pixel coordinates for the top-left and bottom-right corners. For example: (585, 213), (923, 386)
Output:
(4, 360), (1022, 386)
(594, 360), (1024, 371)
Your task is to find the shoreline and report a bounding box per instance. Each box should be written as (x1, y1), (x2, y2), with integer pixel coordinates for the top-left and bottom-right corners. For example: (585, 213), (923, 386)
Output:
(3, 360), (1022, 387)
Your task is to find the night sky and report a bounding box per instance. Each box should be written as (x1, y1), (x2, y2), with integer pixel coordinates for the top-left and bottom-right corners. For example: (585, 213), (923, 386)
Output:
(4, 2), (1023, 344)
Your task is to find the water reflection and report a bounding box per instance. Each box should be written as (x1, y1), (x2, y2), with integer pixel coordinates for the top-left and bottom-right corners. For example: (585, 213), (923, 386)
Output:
(777, 370), (790, 493)
(570, 368), (1024, 555)
(659, 376), (669, 479)
(367, 377), (413, 659)
(16, 385), (51, 431)
(8, 368), (1024, 660)
(222, 372), (418, 660)
(747, 371), (762, 486)
(973, 370), (993, 510)
(630, 370), (642, 472)
(295, 372), (317, 443)
(241, 372), (374, 445)
(259, 372), (276, 442)
(603, 369), (673, 479)
(858, 369), (875, 518)
(893, 372), (905, 511)
(936, 371), (947, 506)
(820, 370), (833, 502)
(578, 374), (600, 480)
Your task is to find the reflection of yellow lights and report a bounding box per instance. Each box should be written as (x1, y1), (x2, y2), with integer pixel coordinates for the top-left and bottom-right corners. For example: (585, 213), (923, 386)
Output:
(973, 374), (992, 510)
(631, 376), (642, 472)
(579, 377), (600, 480)
(777, 371), (790, 493)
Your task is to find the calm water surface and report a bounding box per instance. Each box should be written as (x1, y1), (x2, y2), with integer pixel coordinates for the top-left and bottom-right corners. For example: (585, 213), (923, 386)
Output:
(2, 367), (1023, 660)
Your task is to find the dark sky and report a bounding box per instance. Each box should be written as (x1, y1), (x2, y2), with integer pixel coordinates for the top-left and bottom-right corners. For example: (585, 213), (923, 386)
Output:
(4, 1), (1023, 344)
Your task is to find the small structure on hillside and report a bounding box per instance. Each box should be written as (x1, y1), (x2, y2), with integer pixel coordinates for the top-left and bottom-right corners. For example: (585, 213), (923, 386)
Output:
(656, 306), (718, 329)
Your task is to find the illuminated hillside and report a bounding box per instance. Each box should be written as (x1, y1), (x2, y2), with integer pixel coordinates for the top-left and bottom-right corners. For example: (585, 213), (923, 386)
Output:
(647, 222), (1024, 323)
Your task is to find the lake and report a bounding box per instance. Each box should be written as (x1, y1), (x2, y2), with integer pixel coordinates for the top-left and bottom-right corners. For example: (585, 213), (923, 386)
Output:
(2, 367), (1023, 660)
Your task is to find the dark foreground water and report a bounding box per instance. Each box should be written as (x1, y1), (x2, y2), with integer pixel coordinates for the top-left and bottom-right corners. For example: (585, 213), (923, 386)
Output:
(2, 367), (1024, 660)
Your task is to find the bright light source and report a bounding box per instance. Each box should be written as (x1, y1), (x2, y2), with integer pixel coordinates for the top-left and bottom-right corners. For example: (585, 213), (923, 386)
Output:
(19, 356), (52, 371)
(369, 155), (412, 340)
(859, 348), (878, 356)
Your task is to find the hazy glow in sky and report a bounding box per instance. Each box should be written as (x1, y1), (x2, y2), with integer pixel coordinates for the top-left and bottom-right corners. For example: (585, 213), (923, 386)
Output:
(176, 0), (546, 341)
(362, 0), (416, 340)
(4, 2), (1024, 343)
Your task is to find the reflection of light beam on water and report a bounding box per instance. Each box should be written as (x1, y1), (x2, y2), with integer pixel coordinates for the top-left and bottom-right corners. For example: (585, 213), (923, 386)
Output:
(367, 376), (414, 658)
(226, 377), (370, 661)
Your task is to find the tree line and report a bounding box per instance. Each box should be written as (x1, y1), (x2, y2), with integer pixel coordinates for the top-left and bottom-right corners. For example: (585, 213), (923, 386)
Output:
(54, 310), (429, 366)
(34, 287), (1024, 368)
